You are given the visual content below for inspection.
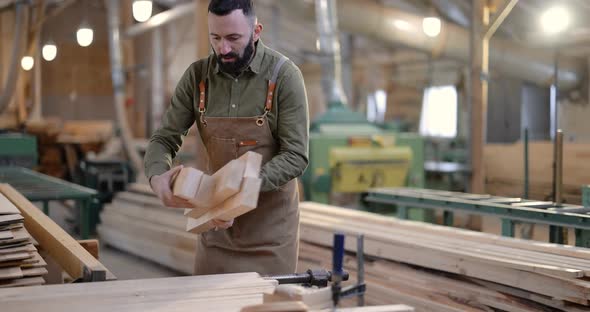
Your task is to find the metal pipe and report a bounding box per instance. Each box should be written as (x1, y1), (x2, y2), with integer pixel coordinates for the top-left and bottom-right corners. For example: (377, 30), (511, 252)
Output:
(125, 2), (195, 38)
(314, 0), (348, 108)
(281, 0), (583, 90)
(105, 0), (144, 176)
(523, 128), (529, 199)
(0, 2), (26, 114)
(150, 28), (164, 135)
(555, 129), (563, 206)
(356, 234), (365, 307)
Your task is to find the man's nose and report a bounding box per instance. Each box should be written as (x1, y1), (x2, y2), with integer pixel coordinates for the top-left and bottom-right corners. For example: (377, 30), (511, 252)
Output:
(219, 40), (232, 55)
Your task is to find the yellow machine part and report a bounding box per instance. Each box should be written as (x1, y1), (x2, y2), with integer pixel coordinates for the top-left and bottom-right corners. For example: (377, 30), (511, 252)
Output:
(329, 147), (413, 193)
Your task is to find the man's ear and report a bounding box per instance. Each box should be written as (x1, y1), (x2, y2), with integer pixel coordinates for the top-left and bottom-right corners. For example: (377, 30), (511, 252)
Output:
(253, 23), (263, 42)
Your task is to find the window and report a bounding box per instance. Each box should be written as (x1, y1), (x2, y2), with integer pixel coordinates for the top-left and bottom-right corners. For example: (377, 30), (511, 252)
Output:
(367, 89), (387, 123)
(419, 85), (457, 138)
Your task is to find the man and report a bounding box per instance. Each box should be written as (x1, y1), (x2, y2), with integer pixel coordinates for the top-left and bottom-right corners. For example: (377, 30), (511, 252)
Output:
(144, 0), (309, 276)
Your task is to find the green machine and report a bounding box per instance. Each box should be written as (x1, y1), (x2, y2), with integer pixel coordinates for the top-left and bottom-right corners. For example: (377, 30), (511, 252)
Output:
(301, 105), (424, 204)
(0, 133), (38, 168)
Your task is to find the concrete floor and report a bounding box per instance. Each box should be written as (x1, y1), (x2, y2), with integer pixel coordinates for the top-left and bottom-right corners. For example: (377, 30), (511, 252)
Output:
(43, 201), (182, 280)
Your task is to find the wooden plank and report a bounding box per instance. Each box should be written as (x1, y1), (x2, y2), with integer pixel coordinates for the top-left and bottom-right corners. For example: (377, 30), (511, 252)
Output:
(21, 266), (47, 277)
(191, 158), (246, 209)
(0, 184), (111, 282)
(97, 224), (195, 275)
(0, 276), (45, 288)
(0, 251), (33, 263)
(0, 272), (276, 311)
(172, 167), (204, 200)
(0, 228), (31, 246)
(100, 210), (197, 252)
(77, 239), (99, 260)
(103, 202), (186, 230)
(0, 193), (20, 215)
(0, 230), (13, 240)
(241, 301), (309, 312)
(0, 244), (36, 255)
(185, 151), (262, 219)
(0, 214), (24, 225)
(0, 266), (22, 280)
(187, 177), (262, 234)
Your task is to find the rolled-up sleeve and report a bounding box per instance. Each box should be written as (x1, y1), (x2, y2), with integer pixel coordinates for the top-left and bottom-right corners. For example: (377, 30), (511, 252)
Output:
(144, 63), (198, 180)
(260, 65), (309, 191)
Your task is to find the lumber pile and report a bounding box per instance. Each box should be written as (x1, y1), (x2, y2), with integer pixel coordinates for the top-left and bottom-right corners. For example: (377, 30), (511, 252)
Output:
(97, 183), (198, 274)
(0, 272), (278, 312)
(173, 151), (263, 234)
(299, 201), (590, 311)
(24, 119), (115, 179)
(0, 192), (47, 288)
(484, 141), (590, 204)
(0, 184), (113, 282)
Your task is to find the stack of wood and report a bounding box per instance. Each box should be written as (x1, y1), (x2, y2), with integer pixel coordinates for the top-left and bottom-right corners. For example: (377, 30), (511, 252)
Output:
(0, 193), (47, 287)
(173, 151), (263, 234)
(97, 183), (198, 275)
(0, 272), (277, 312)
(484, 141), (590, 204)
(25, 118), (67, 178)
(299, 202), (590, 311)
(24, 119), (114, 179)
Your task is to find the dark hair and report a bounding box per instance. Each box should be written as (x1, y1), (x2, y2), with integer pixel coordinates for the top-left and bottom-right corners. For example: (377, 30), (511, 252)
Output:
(208, 0), (256, 18)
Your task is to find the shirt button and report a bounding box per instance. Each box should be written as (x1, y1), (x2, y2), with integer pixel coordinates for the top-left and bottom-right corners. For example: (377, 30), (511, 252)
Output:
(231, 104), (236, 108)
(234, 79), (238, 83)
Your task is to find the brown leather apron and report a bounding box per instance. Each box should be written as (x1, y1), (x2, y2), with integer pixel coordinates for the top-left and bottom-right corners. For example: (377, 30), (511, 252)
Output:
(192, 56), (300, 276)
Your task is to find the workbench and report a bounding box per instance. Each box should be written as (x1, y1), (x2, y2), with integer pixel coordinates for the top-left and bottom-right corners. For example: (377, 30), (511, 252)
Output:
(363, 187), (590, 247)
(0, 166), (97, 239)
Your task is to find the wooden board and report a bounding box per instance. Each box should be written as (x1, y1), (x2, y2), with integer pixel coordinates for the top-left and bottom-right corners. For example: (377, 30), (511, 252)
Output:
(0, 276), (45, 288)
(0, 267), (22, 280)
(0, 193), (19, 215)
(172, 167), (204, 200)
(0, 272), (276, 312)
(97, 225), (195, 275)
(187, 177), (262, 234)
(191, 158), (246, 209)
(0, 214), (24, 225)
(0, 184), (112, 282)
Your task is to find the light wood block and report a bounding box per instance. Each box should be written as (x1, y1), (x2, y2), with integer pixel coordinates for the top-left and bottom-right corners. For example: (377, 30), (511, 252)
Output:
(187, 177), (262, 234)
(0, 193), (19, 215)
(185, 151), (262, 219)
(172, 167), (204, 200)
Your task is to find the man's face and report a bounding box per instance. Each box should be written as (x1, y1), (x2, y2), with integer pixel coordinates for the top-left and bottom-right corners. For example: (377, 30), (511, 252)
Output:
(208, 9), (261, 76)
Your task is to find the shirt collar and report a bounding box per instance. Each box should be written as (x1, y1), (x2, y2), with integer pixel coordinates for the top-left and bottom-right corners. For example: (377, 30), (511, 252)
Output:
(212, 40), (265, 75)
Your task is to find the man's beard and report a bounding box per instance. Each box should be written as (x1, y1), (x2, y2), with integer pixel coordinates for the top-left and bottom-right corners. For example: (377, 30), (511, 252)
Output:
(216, 35), (255, 77)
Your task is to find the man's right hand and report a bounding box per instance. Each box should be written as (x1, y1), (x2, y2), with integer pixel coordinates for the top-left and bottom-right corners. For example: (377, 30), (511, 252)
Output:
(149, 165), (193, 208)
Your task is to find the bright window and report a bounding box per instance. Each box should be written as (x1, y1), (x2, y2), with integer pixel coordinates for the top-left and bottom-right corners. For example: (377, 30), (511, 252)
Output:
(367, 89), (387, 123)
(419, 85), (457, 138)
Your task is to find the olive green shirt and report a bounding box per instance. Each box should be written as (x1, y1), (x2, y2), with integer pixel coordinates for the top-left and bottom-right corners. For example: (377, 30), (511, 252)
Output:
(144, 41), (309, 192)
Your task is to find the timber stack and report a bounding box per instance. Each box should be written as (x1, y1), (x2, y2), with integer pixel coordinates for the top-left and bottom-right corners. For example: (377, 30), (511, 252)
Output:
(300, 201), (590, 311)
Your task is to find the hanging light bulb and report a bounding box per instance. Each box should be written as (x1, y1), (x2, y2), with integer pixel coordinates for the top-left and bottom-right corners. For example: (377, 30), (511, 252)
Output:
(133, 0), (153, 22)
(77, 25), (94, 47)
(423, 17), (441, 37)
(21, 56), (34, 71)
(42, 43), (57, 61)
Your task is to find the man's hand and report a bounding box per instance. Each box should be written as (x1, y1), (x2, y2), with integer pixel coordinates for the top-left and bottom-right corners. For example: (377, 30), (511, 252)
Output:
(150, 165), (193, 208)
(211, 218), (234, 230)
